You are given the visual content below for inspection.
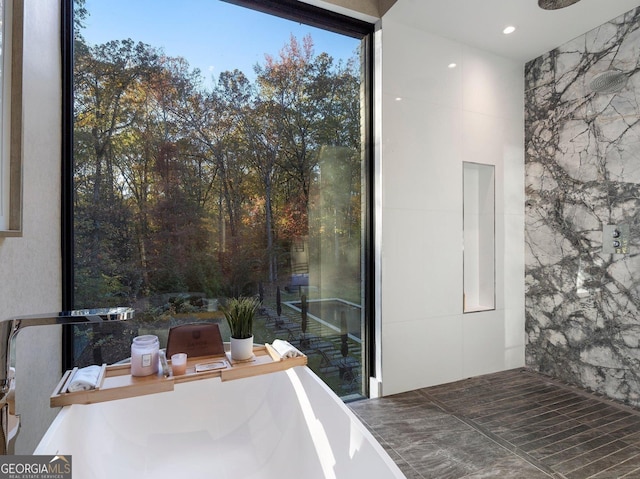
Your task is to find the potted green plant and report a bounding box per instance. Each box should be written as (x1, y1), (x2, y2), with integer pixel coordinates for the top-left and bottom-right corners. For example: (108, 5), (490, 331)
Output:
(221, 297), (260, 360)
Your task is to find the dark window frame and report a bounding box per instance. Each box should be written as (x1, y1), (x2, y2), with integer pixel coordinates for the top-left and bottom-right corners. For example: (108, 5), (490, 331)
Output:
(60, 0), (376, 394)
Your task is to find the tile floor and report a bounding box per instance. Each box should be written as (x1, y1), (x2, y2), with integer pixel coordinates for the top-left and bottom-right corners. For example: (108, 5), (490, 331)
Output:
(349, 368), (640, 478)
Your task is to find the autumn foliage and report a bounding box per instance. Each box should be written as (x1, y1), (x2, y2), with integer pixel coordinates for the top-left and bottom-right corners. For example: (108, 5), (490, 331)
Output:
(73, 25), (363, 307)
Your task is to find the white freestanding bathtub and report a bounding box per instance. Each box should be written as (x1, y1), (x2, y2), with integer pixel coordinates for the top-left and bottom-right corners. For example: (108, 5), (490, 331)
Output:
(35, 366), (405, 479)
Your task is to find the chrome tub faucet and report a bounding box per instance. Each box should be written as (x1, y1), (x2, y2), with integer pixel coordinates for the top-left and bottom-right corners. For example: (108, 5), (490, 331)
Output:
(0, 307), (134, 454)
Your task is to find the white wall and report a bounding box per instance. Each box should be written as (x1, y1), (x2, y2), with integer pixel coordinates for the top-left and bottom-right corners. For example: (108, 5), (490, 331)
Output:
(0, 0), (61, 453)
(378, 5), (525, 396)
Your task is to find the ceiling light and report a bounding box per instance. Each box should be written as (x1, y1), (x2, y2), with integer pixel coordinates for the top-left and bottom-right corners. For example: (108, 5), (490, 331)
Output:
(503, 26), (516, 35)
(448, 63), (457, 69)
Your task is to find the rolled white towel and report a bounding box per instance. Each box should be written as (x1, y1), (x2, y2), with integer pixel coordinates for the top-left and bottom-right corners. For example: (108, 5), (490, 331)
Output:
(67, 365), (102, 392)
(272, 339), (304, 359)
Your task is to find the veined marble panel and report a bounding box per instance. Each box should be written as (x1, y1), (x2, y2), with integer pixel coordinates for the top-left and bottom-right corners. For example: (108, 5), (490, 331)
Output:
(525, 7), (640, 406)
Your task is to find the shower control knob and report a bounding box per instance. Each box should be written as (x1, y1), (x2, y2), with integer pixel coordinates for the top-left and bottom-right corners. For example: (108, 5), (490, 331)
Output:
(603, 225), (629, 254)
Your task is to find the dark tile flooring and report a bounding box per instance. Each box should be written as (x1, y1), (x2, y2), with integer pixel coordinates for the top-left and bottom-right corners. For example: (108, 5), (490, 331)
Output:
(349, 368), (640, 478)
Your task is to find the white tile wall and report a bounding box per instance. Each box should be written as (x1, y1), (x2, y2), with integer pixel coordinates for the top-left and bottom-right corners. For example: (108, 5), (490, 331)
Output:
(383, 314), (463, 393)
(382, 94), (462, 212)
(462, 309), (505, 378)
(378, 9), (525, 396)
(382, 209), (463, 322)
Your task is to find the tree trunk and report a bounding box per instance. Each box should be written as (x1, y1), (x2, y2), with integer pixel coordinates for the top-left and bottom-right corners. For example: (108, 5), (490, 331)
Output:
(265, 172), (275, 283)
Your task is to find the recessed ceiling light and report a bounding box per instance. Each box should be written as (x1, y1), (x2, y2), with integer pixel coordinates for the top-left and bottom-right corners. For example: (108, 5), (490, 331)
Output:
(448, 63), (457, 69)
(503, 26), (516, 35)
(395, 97), (403, 101)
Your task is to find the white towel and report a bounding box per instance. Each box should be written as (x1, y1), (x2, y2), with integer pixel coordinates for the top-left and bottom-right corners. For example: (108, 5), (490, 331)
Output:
(67, 365), (102, 392)
(272, 339), (304, 359)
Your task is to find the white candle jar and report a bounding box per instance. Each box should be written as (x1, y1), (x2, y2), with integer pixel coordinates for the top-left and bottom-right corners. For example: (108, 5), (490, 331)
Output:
(131, 335), (159, 377)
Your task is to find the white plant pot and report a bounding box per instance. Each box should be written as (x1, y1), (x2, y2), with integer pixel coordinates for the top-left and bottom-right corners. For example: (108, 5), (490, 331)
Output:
(230, 335), (254, 361)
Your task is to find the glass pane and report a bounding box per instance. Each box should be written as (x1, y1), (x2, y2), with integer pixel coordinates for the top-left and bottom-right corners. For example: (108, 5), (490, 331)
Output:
(72, 0), (367, 399)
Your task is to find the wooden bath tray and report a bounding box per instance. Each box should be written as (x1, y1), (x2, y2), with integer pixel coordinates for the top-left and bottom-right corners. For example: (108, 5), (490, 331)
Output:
(50, 344), (306, 407)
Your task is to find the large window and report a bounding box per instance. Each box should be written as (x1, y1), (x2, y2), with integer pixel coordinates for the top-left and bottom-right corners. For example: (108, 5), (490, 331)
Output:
(63, 0), (373, 399)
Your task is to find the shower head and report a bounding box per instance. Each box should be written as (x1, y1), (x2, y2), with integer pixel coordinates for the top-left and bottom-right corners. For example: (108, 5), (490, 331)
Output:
(538, 0), (582, 10)
(589, 70), (628, 94)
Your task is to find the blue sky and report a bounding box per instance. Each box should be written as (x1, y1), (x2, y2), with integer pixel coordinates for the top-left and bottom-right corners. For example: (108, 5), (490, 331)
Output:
(81, 0), (360, 86)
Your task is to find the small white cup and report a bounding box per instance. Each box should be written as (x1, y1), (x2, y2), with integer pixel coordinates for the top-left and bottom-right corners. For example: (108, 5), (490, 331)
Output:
(171, 353), (188, 376)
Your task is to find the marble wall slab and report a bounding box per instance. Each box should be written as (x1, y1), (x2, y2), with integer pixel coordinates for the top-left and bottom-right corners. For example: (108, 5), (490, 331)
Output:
(525, 7), (640, 406)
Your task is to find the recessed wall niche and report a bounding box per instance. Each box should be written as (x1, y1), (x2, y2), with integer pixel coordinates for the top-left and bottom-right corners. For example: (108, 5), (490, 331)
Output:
(463, 162), (495, 313)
